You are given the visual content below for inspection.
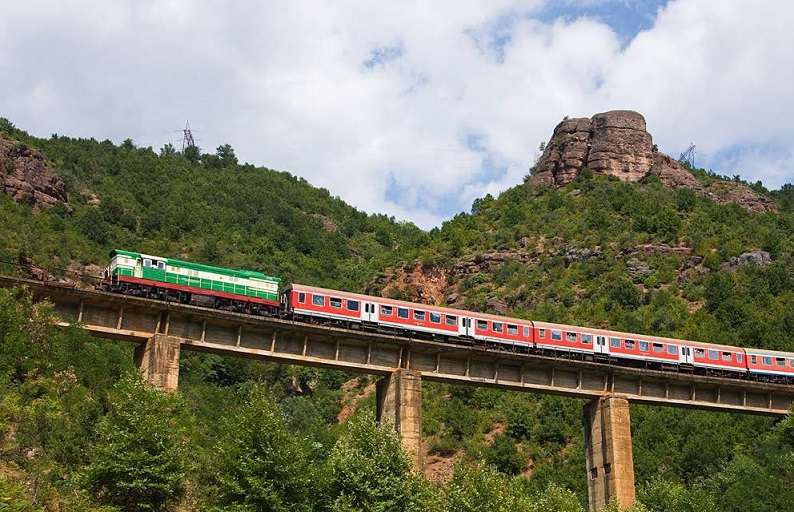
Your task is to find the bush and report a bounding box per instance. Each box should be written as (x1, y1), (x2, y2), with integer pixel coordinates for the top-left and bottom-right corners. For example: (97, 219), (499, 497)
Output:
(79, 375), (189, 512)
(207, 385), (316, 512)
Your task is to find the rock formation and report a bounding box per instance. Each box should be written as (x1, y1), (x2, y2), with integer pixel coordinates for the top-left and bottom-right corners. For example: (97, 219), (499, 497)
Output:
(530, 110), (777, 213)
(0, 134), (67, 212)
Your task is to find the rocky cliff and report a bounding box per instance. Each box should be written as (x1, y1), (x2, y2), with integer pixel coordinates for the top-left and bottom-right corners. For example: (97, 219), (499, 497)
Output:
(530, 110), (776, 213)
(0, 134), (67, 212)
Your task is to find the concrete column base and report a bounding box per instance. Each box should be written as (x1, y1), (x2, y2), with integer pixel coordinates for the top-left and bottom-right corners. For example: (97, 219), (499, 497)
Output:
(583, 396), (636, 512)
(376, 369), (423, 470)
(134, 334), (181, 392)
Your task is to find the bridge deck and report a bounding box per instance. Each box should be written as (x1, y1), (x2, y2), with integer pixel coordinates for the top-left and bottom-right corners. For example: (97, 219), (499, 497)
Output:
(2, 275), (793, 415)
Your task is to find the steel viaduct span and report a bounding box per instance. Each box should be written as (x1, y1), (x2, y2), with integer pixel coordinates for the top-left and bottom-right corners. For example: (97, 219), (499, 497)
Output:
(2, 275), (792, 512)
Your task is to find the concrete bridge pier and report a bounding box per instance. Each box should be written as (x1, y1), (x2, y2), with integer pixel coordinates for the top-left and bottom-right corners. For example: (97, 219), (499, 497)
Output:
(135, 334), (181, 392)
(376, 369), (423, 470)
(583, 396), (636, 512)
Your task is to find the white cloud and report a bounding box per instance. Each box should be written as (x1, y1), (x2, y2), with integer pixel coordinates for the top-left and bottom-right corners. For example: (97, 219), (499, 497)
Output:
(1, 0), (792, 229)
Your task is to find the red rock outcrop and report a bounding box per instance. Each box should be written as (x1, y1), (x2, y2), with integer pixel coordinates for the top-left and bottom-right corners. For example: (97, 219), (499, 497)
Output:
(531, 110), (777, 213)
(0, 135), (67, 212)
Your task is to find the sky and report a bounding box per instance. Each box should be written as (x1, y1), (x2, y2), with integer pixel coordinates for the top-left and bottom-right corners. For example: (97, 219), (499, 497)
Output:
(1, 0), (793, 228)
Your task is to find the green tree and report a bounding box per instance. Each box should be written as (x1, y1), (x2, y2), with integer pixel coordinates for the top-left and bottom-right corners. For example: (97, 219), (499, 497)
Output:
(325, 412), (428, 512)
(80, 375), (189, 512)
(216, 144), (238, 167)
(207, 385), (316, 512)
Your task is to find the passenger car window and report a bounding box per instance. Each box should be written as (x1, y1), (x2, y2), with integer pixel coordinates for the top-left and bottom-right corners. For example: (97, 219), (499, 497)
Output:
(777, 358), (786, 367)
(653, 343), (663, 353)
(639, 341), (649, 352)
(763, 356), (772, 365)
(347, 300), (359, 311)
(551, 330), (562, 341)
(566, 332), (577, 342)
(625, 340), (636, 350)
(539, 329), (546, 338)
(610, 338), (621, 348)
(430, 312), (441, 323)
(397, 307), (409, 319)
(523, 326), (530, 337)
(582, 334), (592, 344)
(751, 355), (757, 364)
(446, 315), (457, 326)
(312, 294), (324, 306)
(722, 352), (732, 362)
(414, 310), (426, 321)
(477, 320), (488, 330)
(381, 305), (393, 315)
(330, 297), (342, 308)
(298, 292), (306, 303)
(668, 345), (678, 355)
(695, 349), (705, 357)
(493, 322), (503, 333)
(508, 325), (518, 335)
(709, 350), (719, 360)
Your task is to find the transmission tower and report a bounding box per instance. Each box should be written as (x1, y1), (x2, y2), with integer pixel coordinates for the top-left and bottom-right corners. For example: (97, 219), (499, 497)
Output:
(679, 143), (696, 168)
(181, 121), (196, 151)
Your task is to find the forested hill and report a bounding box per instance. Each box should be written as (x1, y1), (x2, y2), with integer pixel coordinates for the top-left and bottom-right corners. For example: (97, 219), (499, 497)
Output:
(1, 115), (794, 512)
(0, 118), (426, 289)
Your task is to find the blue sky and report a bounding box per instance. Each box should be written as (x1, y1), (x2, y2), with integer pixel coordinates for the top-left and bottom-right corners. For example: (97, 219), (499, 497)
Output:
(1, 0), (792, 228)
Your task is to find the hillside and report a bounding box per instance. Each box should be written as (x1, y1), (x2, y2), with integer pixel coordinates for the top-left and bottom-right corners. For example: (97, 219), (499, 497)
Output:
(0, 118), (427, 289)
(0, 115), (793, 511)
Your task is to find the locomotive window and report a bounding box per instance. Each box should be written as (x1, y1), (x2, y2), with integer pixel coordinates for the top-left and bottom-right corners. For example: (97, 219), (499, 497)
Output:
(695, 349), (705, 357)
(523, 326), (530, 337)
(625, 340), (635, 350)
(763, 356), (772, 365)
(610, 338), (621, 348)
(539, 329), (546, 338)
(397, 308), (409, 319)
(347, 300), (359, 311)
(639, 341), (649, 352)
(653, 343), (664, 353)
(722, 352), (732, 362)
(446, 315), (457, 326)
(381, 305), (393, 316)
(477, 320), (488, 330)
(157, 261), (165, 270)
(582, 334), (592, 344)
(493, 322), (503, 333)
(312, 294), (325, 306)
(330, 297), (342, 308)
(566, 332), (577, 342)
(777, 357), (786, 367)
(430, 312), (441, 323)
(551, 330), (562, 341)
(143, 258), (153, 267)
(508, 325), (518, 335)
(414, 310), (426, 321)
(668, 345), (678, 355)
(708, 350), (719, 360)
(298, 293), (306, 303)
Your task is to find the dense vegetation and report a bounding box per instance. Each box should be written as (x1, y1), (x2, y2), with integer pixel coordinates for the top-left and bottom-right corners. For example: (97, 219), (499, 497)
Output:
(0, 118), (793, 510)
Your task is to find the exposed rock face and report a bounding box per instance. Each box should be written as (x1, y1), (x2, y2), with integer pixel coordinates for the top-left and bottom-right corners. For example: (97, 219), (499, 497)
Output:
(721, 251), (772, 271)
(531, 110), (777, 213)
(533, 110), (653, 185)
(0, 135), (67, 211)
(587, 111), (653, 181)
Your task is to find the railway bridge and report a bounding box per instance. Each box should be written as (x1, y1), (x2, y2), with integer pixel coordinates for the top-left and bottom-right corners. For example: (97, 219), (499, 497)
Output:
(2, 275), (792, 512)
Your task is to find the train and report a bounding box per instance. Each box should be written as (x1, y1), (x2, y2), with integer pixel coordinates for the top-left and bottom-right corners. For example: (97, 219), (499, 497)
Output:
(100, 249), (794, 384)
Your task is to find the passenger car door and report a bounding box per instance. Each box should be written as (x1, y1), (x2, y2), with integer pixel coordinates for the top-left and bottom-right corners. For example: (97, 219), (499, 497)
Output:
(595, 335), (609, 354)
